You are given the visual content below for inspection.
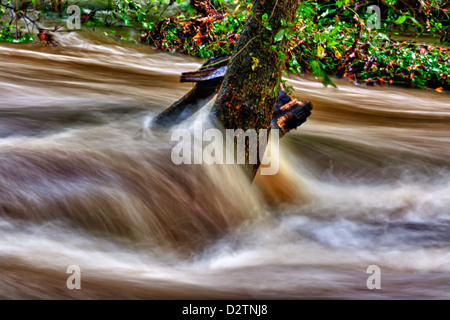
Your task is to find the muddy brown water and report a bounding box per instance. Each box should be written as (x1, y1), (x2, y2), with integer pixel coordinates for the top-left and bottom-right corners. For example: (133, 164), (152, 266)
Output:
(0, 29), (449, 299)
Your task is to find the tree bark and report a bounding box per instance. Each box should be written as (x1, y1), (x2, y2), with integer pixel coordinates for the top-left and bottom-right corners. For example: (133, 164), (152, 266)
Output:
(211, 0), (301, 179)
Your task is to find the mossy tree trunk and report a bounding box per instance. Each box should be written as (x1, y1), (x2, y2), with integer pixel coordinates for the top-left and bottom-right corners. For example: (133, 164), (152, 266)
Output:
(211, 0), (301, 179)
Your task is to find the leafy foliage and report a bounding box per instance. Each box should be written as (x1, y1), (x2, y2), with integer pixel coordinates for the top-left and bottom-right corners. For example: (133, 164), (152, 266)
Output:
(123, 0), (449, 90)
(1, 0), (449, 90)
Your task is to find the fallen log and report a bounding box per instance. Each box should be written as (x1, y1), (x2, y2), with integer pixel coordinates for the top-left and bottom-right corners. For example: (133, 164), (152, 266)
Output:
(272, 89), (312, 138)
(151, 55), (228, 128)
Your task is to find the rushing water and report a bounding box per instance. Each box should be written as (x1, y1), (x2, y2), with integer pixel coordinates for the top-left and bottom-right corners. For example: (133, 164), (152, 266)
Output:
(0, 29), (449, 300)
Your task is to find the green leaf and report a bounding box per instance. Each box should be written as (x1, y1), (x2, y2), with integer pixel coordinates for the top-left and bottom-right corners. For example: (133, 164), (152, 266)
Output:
(121, 15), (130, 25)
(409, 17), (420, 27)
(278, 51), (286, 61)
(314, 32), (321, 43)
(395, 15), (407, 24)
(262, 13), (268, 23)
(274, 29), (285, 42)
(319, 9), (330, 18)
(310, 59), (337, 88)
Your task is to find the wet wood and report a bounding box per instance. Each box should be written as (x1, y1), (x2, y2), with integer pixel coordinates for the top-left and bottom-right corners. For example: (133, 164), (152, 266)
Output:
(151, 56), (228, 128)
(151, 82), (219, 128)
(180, 66), (228, 83)
(271, 89), (312, 137)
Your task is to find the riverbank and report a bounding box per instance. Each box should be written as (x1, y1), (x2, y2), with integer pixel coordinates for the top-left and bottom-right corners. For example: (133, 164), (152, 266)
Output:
(1, 0), (449, 91)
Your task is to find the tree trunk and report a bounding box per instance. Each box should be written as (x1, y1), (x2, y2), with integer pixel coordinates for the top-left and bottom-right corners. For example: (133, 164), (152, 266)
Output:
(211, 0), (301, 179)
